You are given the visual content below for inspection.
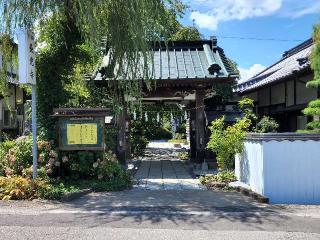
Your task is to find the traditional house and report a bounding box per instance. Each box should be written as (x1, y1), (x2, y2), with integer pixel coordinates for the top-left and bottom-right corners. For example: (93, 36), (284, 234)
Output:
(0, 51), (27, 139)
(235, 39), (317, 132)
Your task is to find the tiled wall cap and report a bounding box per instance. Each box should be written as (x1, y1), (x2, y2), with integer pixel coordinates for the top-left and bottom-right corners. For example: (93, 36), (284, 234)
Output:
(245, 133), (320, 142)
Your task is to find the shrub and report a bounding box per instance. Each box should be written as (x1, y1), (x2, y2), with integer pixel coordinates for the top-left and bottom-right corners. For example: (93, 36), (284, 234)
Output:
(105, 126), (118, 153)
(0, 135), (132, 197)
(92, 158), (132, 190)
(131, 134), (148, 157)
(145, 127), (172, 140)
(207, 98), (255, 170)
(36, 180), (80, 200)
(178, 151), (189, 160)
(173, 132), (186, 140)
(207, 117), (250, 170)
(0, 176), (82, 200)
(130, 120), (149, 157)
(56, 151), (105, 179)
(0, 136), (54, 177)
(22, 166), (48, 179)
(54, 150), (131, 191)
(0, 176), (50, 200)
(255, 116), (279, 133)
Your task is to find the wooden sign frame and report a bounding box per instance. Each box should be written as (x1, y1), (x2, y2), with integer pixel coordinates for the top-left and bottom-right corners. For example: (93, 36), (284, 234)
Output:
(58, 116), (105, 151)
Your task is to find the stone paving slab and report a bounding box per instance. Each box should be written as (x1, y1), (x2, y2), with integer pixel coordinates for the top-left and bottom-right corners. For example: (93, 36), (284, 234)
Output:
(133, 157), (203, 190)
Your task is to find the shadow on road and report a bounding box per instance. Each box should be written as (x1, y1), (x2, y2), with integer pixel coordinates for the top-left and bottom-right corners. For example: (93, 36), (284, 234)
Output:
(52, 189), (289, 230)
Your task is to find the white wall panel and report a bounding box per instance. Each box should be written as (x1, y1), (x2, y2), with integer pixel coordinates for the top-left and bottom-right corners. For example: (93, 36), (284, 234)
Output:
(236, 137), (320, 204)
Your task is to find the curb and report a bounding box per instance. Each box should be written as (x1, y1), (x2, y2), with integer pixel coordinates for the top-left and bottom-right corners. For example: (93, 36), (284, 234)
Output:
(236, 186), (269, 204)
(60, 189), (92, 202)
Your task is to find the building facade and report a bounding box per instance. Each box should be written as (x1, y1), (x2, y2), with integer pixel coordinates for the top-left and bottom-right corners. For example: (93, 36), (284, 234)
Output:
(235, 39), (317, 132)
(0, 52), (27, 139)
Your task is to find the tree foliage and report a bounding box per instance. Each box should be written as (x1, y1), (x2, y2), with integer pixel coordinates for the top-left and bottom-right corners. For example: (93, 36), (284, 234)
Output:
(255, 116), (279, 133)
(0, 0), (186, 106)
(171, 26), (201, 41)
(303, 24), (320, 132)
(0, 0), (194, 136)
(0, 35), (17, 108)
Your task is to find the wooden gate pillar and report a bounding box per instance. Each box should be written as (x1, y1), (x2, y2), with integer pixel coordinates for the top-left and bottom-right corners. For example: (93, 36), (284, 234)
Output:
(117, 104), (127, 166)
(195, 88), (205, 164)
(189, 102), (197, 162)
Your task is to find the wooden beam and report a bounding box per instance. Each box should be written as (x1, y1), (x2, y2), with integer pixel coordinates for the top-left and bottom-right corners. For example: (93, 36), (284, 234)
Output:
(195, 88), (205, 164)
(189, 102), (196, 162)
(294, 77), (297, 106)
(285, 81), (287, 107)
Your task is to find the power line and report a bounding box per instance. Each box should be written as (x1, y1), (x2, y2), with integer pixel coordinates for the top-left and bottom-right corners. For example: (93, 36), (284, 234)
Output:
(214, 35), (305, 42)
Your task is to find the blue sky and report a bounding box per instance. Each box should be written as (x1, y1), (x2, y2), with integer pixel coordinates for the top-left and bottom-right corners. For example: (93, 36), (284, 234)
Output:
(180, 0), (320, 81)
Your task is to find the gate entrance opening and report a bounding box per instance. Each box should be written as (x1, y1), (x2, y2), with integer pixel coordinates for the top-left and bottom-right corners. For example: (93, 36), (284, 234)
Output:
(92, 38), (238, 167)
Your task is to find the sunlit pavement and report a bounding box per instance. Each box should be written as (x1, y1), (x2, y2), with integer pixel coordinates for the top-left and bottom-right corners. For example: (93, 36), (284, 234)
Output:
(134, 159), (203, 190)
(133, 141), (203, 190)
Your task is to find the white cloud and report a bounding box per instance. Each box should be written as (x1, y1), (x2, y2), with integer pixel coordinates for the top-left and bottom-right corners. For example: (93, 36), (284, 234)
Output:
(190, 0), (283, 30)
(238, 64), (266, 83)
(282, 0), (320, 18)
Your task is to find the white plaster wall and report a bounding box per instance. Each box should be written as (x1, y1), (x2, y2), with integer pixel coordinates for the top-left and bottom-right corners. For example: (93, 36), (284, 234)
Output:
(235, 141), (264, 195)
(236, 139), (320, 204)
(263, 140), (320, 204)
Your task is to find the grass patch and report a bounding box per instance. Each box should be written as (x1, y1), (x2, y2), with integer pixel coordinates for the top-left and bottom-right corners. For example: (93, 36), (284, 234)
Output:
(167, 139), (189, 144)
(199, 171), (236, 190)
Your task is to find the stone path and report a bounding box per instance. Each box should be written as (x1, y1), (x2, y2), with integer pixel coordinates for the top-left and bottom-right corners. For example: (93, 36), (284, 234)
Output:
(133, 144), (203, 190)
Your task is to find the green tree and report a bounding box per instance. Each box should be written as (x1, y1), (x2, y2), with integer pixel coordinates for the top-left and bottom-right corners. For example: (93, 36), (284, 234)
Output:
(0, 35), (16, 105)
(0, 0), (189, 136)
(303, 24), (320, 132)
(0, 0), (186, 106)
(35, 12), (97, 136)
(171, 26), (201, 41)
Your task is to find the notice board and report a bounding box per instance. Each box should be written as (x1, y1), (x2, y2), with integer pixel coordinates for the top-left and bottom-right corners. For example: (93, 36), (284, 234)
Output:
(58, 117), (105, 151)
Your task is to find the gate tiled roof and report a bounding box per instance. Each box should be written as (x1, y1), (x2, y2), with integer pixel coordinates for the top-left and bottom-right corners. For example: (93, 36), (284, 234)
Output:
(94, 39), (238, 81)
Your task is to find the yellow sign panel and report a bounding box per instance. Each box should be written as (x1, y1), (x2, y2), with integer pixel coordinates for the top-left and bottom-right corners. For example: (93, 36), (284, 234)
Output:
(67, 123), (98, 145)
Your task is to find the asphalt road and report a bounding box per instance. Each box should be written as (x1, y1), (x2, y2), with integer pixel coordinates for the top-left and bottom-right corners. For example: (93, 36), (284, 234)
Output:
(0, 189), (320, 240)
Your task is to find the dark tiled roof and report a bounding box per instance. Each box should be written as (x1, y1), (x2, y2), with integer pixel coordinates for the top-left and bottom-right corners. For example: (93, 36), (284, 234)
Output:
(94, 39), (238, 81)
(235, 39), (314, 93)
